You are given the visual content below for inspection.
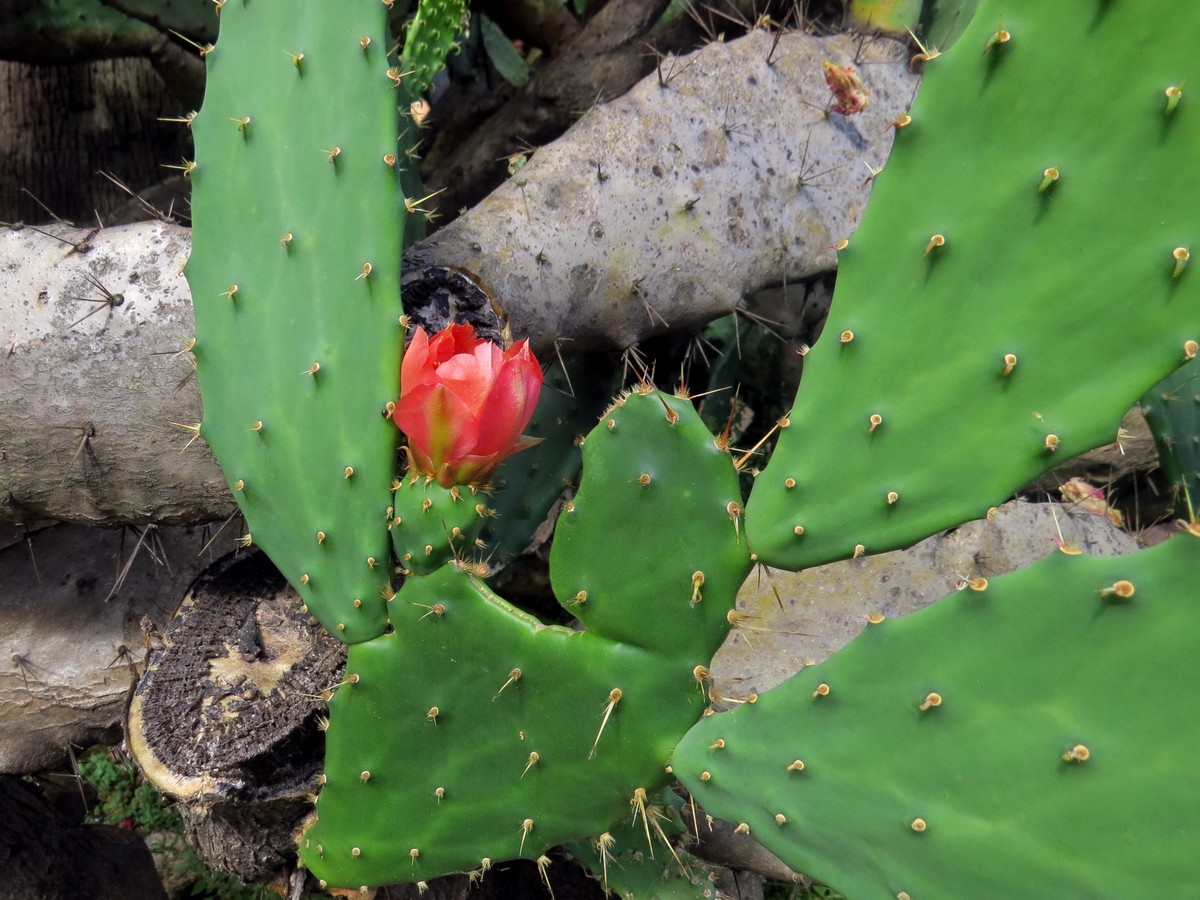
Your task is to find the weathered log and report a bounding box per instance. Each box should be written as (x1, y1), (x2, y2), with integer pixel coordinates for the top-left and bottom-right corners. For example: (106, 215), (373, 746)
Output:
(421, 0), (673, 218)
(127, 549), (342, 881)
(0, 220), (233, 526)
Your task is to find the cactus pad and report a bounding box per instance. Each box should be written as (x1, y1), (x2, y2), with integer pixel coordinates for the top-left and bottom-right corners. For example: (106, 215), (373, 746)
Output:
(1141, 356), (1200, 518)
(676, 529), (1200, 898)
(187, 0), (404, 642)
(746, 0), (1200, 570)
(400, 0), (465, 97)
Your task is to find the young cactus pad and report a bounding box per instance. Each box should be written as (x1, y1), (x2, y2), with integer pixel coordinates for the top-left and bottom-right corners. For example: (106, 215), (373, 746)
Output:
(186, 0), (404, 642)
(301, 389), (751, 887)
(675, 529), (1200, 898)
(401, 0), (466, 97)
(746, 0), (1200, 570)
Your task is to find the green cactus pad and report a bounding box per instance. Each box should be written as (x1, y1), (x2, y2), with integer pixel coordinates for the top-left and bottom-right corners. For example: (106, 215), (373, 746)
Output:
(550, 388), (751, 654)
(746, 0), (1200, 571)
(301, 389), (751, 887)
(675, 529), (1200, 898)
(389, 474), (491, 575)
(187, 0), (405, 642)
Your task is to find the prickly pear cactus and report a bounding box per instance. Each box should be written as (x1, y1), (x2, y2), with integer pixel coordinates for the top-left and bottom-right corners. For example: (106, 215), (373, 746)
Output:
(301, 388), (751, 888)
(746, 0), (1200, 571)
(389, 475), (491, 575)
(675, 529), (1200, 898)
(186, 0), (404, 643)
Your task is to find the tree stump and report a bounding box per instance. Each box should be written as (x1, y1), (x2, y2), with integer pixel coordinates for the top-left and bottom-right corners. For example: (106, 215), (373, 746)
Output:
(127, 549), (343, 882)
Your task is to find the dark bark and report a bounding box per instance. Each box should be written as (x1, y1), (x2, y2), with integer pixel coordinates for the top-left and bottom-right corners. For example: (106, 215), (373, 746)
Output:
(0, 58), (194, 225)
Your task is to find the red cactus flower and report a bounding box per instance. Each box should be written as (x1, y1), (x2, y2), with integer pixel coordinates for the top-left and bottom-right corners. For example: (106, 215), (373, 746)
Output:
(393, 323), (543, 487)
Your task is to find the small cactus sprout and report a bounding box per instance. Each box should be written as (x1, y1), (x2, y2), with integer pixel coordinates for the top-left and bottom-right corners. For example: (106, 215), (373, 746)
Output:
(1038, 166), (1060, 193)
